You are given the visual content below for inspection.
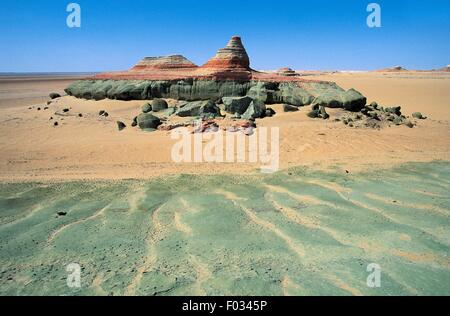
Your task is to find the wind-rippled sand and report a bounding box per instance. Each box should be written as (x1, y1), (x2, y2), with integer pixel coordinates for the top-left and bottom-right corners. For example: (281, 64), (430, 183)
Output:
(0, 162), (449, 296)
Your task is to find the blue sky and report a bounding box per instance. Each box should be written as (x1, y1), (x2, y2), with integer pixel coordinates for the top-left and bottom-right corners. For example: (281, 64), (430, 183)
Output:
(0, 0), (449, 72)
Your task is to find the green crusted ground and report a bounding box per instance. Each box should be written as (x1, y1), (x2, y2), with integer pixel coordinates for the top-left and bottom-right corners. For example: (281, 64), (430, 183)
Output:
(0, 162), (449, 296)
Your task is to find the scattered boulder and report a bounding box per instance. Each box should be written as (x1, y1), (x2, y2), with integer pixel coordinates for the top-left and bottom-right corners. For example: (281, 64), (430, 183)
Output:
(282, 104), (299, 112)
(151, 99), (168, 112)
(56, 211), (67, 216)
(412, 112), (427, 119)
(385, 106), (402, 116)
(265, 108), (276, 117)
(62, 108), (69, 113)
(78, 113), (83, 117)
(137, 113), (161, 130)
(405, 121), (415, 128)
(131, 116), (138, 127)
(49, 93), (61, 99)
(54, 122), (59, 126)
(99, 110), (106, 116)
(103, 112), (109, 117)
(308, 105), (329, 119)
(142, 103), (152, 113)
(242, 100), (266, 119)
(342, 89), (367, 111)
(307, 109), (319, 118)
(37, 107), (41, 111)
(117, 121), (126, 131)
(319, 106), (329, 119)
(222, 96), (253, 114)
(176, 100), (221, 118)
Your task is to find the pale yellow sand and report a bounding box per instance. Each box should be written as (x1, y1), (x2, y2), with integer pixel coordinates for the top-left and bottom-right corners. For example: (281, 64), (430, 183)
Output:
(0, 71), (449, 181)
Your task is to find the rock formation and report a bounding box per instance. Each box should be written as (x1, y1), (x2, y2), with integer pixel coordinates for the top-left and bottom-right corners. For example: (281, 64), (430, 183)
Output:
(66, 36), (367, 117)
(131, 55), (198, 71)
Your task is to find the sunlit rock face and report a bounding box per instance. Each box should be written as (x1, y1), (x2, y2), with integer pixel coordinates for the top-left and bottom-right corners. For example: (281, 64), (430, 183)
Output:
(202, 36), (251, 70)
(131, 55), (198, 71)
(65, 36), (367, 110)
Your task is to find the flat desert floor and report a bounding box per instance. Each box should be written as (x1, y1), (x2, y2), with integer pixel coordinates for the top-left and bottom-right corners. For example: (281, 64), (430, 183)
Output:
(0, 72), (449, 295)
(0, 71), (449, 181)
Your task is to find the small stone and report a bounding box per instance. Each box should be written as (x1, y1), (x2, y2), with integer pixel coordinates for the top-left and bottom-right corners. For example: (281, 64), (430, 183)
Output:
(117, 121), (126, 131)
(307, 109), (320, 118)
(412, 112), (426, 120)
(265, 108), (276, 117)
(142, 103), (152, 113)
(405, 121), (414, 128)
(49, 92), (61, 99)
(283, 104), (299, 112)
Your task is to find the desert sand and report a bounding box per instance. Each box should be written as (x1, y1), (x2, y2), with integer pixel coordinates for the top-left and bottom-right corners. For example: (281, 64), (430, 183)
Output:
(0, 71), (449, 181)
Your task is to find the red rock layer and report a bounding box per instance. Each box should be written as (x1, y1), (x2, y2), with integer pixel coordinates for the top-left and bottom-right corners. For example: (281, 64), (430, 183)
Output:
(202, 36), (250, 70)
(91, 36), (323, 83)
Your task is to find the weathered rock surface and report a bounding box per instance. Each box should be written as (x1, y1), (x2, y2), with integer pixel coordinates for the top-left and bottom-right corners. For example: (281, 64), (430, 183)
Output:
(176, 100), (221, 118)
(151, 98), (168, 112)
(202, 36), (250, 71)
(142, 103), (152, 113)
(137, 113), (161, 130)
(242, 100), (266, 119)
(222, 96), (253, 114)
(64, 35), (368, 115)
(283, 104), (298, 112)
(131, 55), (197, 71)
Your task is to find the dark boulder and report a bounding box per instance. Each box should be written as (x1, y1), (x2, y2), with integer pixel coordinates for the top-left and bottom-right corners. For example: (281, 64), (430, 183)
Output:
(242, 100), (266, 119)
(49, 92), (61, 99)
(151, 99), (168, 112)
(176, 100), (221, 118)
(142, 103), (152, 113)
(282, 104), (299, 112)
(137, 113), (162, 130)
(222, 96), (253, 114)
(307, 109), (320, 118)
(385, 106), (402, 116)
(117, 121), (126, 131)
(412, 112), (427, 119)
(342, 89), (366, 111)
(265, 108), (276, 117)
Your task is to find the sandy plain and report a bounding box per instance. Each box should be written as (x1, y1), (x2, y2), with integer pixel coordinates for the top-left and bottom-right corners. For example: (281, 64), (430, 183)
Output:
(0, 71), (449, 181)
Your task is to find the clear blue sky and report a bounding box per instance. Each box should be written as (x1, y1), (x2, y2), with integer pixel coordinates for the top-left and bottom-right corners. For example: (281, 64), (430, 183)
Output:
(0, 0), (449, 72)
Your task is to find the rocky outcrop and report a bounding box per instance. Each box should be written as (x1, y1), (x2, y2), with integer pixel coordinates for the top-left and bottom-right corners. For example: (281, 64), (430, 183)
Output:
(277, 68), (299, 77)
(203, 36), (250, 70)
(65, 35), (368, 115)
(131, 55), (197, 71)
(176, 100), (221, 118)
